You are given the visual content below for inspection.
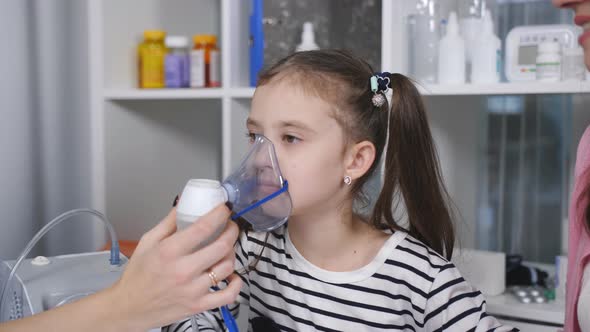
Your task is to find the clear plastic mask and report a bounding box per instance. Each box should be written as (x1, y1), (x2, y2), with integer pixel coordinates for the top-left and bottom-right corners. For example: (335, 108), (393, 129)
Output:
(222, 134), (292, 231)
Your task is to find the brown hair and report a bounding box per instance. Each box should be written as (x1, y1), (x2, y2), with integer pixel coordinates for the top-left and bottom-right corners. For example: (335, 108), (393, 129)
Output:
(254, 49), (456, 259)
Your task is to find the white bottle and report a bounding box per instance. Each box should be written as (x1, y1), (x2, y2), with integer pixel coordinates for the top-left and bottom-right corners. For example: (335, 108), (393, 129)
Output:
(458, 0), (484, 65)
(296, 22), (319, 52)
(438, 12), (466, 84)
(536, 41), (562, 82)
(471, 10), (501, 83)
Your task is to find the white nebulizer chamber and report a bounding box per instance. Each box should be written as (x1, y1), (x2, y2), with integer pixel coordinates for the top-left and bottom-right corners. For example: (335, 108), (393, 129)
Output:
(176, 179), (229, 230)
(176, 134), (292, 235)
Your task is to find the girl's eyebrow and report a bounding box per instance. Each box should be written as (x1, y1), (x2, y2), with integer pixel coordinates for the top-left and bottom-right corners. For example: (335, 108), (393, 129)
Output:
(247, 118), (317, 134)
(246, 118), (260, 127)
(278, 120), (317, 134)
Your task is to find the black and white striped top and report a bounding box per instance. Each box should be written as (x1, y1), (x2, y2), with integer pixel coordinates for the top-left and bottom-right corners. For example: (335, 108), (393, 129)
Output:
(164, 227), (516, 332)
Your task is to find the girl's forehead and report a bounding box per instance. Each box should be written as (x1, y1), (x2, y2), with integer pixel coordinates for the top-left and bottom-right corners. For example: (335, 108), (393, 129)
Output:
(251, 81), (338, 128)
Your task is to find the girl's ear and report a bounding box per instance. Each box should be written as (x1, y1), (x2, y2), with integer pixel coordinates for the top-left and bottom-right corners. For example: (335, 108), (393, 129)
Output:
(344, 140), (376, 181)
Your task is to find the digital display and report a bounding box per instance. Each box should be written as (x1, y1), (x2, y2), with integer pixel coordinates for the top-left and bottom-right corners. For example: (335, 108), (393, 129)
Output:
(518, 45), (538, 65)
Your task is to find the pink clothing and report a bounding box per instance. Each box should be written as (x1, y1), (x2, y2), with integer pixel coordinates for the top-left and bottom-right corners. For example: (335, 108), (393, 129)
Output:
(566, 125), (590, 332)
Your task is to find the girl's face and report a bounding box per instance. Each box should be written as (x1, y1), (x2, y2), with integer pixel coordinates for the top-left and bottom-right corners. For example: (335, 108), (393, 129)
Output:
(248, 79), (349, 217)
(553, 0), (590, 70)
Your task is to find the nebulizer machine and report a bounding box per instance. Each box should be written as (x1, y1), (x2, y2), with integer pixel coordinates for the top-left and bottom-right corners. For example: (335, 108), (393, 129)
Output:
(0, 134), (291, 331)
(177, 133), (292, 332)
(0, 209), (126, 324)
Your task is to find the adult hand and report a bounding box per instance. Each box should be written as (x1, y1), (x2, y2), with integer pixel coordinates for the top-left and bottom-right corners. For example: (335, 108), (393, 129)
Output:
(110, 205), (242, 330)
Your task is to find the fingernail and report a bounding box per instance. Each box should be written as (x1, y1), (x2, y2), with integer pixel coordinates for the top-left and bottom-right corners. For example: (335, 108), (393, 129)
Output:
(172, 195), (179, 207)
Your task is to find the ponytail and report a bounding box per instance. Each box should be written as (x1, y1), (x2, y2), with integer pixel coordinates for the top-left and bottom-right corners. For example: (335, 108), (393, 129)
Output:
(371, 73), (455, 260)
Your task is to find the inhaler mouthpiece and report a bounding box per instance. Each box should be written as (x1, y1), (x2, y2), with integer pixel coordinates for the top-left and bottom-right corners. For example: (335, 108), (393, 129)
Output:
(176, 135), (292, 234)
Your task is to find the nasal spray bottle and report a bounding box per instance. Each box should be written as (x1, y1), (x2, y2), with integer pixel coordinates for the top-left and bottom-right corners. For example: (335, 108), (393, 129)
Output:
(176, 135), (292, 332)
(438, 12), (466, 84)
(296, 22), (319, 52)
(471, 10), (501, 83)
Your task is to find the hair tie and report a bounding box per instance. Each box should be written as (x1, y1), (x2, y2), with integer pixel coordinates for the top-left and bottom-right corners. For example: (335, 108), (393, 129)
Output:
(370, 72), (391, 107)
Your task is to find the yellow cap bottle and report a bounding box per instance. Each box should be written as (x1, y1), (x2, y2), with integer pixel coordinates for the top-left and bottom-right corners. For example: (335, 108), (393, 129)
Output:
(138, 30), (167, 88)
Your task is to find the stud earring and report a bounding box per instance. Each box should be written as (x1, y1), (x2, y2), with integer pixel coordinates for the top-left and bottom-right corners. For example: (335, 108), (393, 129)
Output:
(344, 175), (352, 185)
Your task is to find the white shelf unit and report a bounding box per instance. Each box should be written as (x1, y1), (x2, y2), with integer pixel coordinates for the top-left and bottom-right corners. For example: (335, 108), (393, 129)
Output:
(87, 0), (267, 241)
(419, 81), (590, 95)
(103, 82), (590, 101)
(88, 0), (590, 246)
(104, 88), (226, 100)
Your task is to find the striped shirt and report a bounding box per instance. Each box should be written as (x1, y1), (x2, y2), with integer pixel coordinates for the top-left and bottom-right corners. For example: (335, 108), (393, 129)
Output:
(164, 227), (517, 332)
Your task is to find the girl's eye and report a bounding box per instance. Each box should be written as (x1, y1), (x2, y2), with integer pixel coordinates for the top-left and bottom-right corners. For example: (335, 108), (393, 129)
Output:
(283, 135), (300, 144)
(246, 132), (257, 143)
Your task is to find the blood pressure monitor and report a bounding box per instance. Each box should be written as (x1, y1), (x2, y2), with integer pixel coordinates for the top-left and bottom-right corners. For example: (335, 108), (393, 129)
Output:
(505, 25), (581, 81)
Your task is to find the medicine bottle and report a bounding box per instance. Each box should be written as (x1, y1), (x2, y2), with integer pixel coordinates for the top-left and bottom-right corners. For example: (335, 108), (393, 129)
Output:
(165, 36), (190, 88)
(138, 30), (167, 88)
(536, 41), (561, 82)
(190, 35), (207, 88)
(204, 35), (221, 87)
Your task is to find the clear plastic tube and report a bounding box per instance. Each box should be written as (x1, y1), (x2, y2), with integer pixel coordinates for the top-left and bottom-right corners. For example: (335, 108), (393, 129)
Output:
(0, 208), (120, 322)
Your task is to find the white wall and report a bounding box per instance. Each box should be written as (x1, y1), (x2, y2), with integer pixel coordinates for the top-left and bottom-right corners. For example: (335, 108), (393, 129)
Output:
(104, 100), (222, 240)
(425, 96), (481, 249)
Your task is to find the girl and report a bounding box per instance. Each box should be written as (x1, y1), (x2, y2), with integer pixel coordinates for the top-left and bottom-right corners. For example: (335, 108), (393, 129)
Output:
(165, 50), (515, 331)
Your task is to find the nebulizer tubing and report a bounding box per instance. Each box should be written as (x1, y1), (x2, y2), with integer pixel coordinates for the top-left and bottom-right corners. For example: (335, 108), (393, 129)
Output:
(0, 208), (120, 321)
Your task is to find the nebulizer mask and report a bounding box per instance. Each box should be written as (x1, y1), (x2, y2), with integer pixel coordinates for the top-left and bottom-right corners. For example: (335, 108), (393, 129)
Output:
(176, 134), (291, 232)
(176, 134), (291, 332)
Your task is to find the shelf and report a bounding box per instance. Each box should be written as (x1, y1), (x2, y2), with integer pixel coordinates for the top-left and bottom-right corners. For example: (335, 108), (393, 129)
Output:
(229, 87), (256, 98)
(103, 87), (258, 100)
(486, 293), (564, 325)
(418, 81), (590, 96)
(104, 88), (225, 100)
(104, 82), (590, 101)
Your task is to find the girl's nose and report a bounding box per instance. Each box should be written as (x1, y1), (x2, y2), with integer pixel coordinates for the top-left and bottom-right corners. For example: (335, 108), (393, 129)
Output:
(254, 149), (273, 170)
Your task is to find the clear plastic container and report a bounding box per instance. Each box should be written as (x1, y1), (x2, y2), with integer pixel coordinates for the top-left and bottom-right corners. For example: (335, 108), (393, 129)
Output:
(561, 47), (585, 81)
(458, 0), (489, 76)
(536, 41), (561, 82)
(407, 0), (441, 83)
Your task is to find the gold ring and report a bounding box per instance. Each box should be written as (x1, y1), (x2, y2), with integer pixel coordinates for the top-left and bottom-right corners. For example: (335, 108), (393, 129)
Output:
(208, 270), (219, 287)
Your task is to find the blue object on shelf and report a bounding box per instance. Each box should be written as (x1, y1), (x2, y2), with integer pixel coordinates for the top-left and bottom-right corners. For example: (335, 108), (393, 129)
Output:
(250, 0), (264, 87)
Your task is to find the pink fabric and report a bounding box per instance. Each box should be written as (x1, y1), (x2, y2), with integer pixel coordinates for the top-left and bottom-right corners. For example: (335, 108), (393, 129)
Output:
(566, 125), (590, 332)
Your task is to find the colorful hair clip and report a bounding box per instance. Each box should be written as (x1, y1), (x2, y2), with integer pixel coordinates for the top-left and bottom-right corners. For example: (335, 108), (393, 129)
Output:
(370, 72), (391, 107)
